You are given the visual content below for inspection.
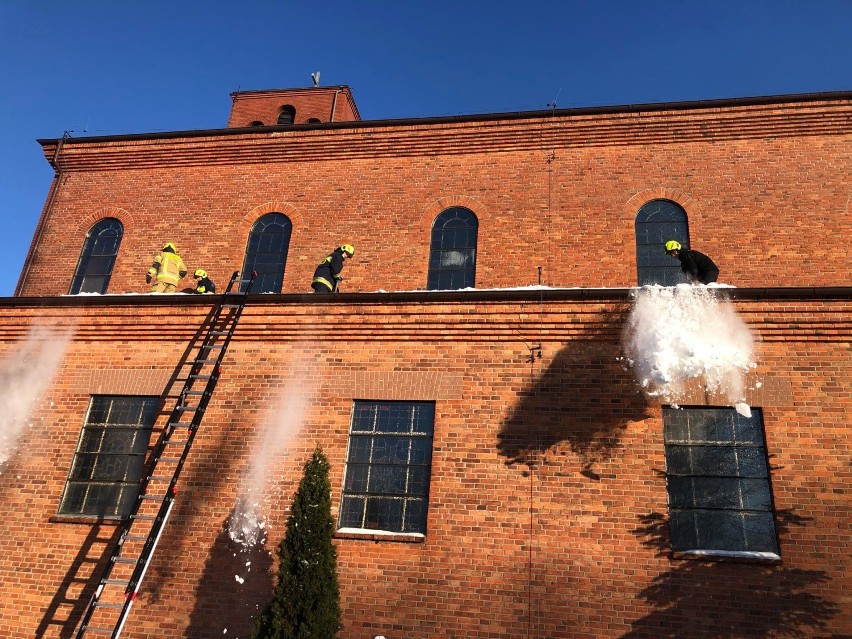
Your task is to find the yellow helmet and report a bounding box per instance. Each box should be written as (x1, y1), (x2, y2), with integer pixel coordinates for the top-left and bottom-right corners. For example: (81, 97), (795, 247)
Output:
(665, 240), (682, 254)
(194, 269), (207, 278)
(340, 244), (355, 256)
(163, 242), (178, 253)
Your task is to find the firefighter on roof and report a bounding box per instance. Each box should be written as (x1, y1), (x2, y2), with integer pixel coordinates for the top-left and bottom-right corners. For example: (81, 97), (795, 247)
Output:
(146, 242), (187, 293)
(312, 244), (355, 293)
(193, 269), (216, 294)
(665, 240), (720, 284)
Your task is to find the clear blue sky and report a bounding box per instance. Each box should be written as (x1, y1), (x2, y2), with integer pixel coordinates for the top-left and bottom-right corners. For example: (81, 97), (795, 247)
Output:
(1, 0), (849, 297)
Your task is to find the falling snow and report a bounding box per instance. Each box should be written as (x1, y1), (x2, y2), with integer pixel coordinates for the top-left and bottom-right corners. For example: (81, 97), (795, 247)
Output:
(622, 285), (756, 411)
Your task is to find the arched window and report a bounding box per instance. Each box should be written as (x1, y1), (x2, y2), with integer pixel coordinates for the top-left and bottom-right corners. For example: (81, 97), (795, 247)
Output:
(306, 118), (321, 124)
(277, 105), (296, 125)
(427, 207), (478, 290)
(250, 120), (264, 127)
(241, 212), (292, 293)
(70, 218), (123, 294)
(635, 199), (690, 286)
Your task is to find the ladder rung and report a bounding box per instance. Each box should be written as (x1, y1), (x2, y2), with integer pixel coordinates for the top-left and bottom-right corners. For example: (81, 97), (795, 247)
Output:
(125, 535), (147, 542)
(221, 304), (241, 309)
(155, 457), (181, 463)
(191, 359), (217, 365)
(93, 602), (124, 609)
(164, 440), (189, 446)
(208, 331), (228, 336)
(199, 343), (223, 349)
(146, 476), (171, 482)
(81, 626), (114, 634)
(114, 557), (138, 564)
(103, 579), (130, 586)
(189, 374), (212, 380)
(176, 405), (198, 412)
(183, 390), (205, 395)
(168, 422), (194, 428)
(140, 494), (165, 502)
(131, 514), (157, 521)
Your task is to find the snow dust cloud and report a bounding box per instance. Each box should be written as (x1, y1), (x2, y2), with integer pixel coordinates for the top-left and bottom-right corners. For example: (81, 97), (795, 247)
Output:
(0, 324), (73, 469)
(227, 348), (314, 548)
(622, 285), (756, 416)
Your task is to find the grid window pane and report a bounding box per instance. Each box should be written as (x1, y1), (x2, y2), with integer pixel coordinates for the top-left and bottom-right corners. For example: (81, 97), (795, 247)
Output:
(427, 207), (478, 290)
(663, 407), (778, 554)
(59, 396), (158, 517)
(635, 200), (689, 286)
(340, 401), (435, 534)
(70, 218), (123, 294)
(241, 213), (292, 293)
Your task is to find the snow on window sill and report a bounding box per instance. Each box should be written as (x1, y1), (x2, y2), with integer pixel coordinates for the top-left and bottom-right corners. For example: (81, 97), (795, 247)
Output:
(673, 549), (781, 563)
(335, 527), (425, 543)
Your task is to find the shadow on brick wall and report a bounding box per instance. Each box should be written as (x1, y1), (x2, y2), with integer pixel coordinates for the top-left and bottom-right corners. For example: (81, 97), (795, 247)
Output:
(623, 509), (841, 638)
(183, 516), (274, 639)
(497, 335), (650, 478)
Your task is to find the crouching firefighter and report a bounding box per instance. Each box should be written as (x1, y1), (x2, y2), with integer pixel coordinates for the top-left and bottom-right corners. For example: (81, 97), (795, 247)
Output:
(146, 242), (187, 293)
(193, 269), (216, 294)
(311, 244), (355, 293)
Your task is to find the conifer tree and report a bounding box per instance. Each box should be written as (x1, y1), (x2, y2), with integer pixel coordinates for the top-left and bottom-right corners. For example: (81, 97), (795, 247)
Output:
(251, 446), (341, 638)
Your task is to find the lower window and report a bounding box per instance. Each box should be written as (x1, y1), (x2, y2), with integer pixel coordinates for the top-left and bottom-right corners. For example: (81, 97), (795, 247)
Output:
(58, 396), (158, 517)
(339, 401), (435, 535)
(663, 406), (779, 557)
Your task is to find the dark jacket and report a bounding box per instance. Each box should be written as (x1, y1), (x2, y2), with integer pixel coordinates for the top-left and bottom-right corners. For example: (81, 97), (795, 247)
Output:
(312, 248), (346, 292)
(677, 249), (719, 284)
(194, 277), (216, 294)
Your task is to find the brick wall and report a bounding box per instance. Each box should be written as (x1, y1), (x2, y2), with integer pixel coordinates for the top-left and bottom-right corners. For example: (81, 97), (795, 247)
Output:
(0, 290), (848, 638)
(227, 86), (360, 127)
(17, 95), (851, 297)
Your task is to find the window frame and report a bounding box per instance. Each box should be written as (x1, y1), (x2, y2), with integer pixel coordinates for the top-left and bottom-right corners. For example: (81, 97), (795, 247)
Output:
(663, 406), (780, 559)
(58, 395), (158, 518)
(69, 218), (124, 294)
(338, 400), (435, 536)
(240, 212), (292, 293)
(427, 206), (478, 290)
(635, 199), (689, 286)
(277, 105), (296, 125)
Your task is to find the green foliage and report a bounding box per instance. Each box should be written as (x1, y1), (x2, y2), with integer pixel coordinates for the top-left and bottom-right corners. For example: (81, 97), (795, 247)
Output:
(251, 446), (341, 638)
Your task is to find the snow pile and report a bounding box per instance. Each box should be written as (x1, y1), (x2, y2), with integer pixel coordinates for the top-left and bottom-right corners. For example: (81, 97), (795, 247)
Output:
(622, 285), (756, 415)
(0, 324), (72, 469)
(227, 349), (312, 547)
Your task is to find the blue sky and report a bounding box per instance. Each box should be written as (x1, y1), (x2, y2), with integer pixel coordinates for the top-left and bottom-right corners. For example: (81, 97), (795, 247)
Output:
(1, 0), (849, 297)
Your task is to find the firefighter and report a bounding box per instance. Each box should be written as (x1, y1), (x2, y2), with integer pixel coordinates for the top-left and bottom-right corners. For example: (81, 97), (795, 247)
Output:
(311, 244), (355, 293)
(193, 269), (216, 294)
(665, 240), (720, 284)
(146, 242), (187, 293)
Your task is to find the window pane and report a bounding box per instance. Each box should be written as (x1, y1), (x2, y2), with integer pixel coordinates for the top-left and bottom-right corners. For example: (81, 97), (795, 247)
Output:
(341, 401), (435, 534)
(663, 407), (777, 554)
(59, 396), (157, 517)
(241, 213), (292, 293)
(635, 200), (688, 286)
(427, 207), (478, 290)
(71, 218), (123, 294)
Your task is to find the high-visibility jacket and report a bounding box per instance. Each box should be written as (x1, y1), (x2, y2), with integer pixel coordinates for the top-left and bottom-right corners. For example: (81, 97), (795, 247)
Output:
(148, 251), (187, 286)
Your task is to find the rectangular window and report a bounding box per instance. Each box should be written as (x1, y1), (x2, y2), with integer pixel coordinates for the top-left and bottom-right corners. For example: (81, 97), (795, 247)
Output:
(663, 406), (779, 557)
(339, 401), (435, 535)
(58, 396), (158, 517)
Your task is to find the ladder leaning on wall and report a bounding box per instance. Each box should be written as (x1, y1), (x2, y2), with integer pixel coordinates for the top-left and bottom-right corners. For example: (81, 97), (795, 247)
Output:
(74, 270), (256, 639)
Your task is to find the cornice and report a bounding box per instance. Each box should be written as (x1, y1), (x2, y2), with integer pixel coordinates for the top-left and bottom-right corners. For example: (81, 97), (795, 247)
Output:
(40, 97), (851, 172)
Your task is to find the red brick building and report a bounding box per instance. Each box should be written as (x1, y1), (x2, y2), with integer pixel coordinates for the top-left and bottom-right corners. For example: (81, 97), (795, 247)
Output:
(0, 86), (849, 638)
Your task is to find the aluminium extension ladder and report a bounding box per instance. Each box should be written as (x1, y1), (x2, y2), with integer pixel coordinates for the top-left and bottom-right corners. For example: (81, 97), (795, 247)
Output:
(74, 270), (255, 638)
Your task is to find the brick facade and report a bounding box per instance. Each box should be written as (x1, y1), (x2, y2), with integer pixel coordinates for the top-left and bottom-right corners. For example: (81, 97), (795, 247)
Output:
(0, 89), (850, 638)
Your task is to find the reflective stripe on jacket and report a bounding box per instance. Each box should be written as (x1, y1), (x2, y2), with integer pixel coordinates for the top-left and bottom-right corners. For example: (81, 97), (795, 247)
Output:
(149, 252), (187, 286)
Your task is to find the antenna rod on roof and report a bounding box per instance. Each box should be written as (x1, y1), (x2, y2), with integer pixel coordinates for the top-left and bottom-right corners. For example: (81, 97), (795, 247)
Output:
(311, 71), (321, 87)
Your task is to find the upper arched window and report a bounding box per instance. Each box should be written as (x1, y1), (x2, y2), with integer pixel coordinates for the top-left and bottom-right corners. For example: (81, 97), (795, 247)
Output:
(250, 120), (264, 127)
(427, 207), (478, 290)
(241, 213), (292, 293)
(277, 105), (296, 125)
(635, 199), (690, 286)
(70, 218), (123, 294)
(306, 118), (321, 124)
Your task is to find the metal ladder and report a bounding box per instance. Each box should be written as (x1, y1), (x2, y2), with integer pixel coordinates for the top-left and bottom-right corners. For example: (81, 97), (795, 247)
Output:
(74, 270), (255, 638)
